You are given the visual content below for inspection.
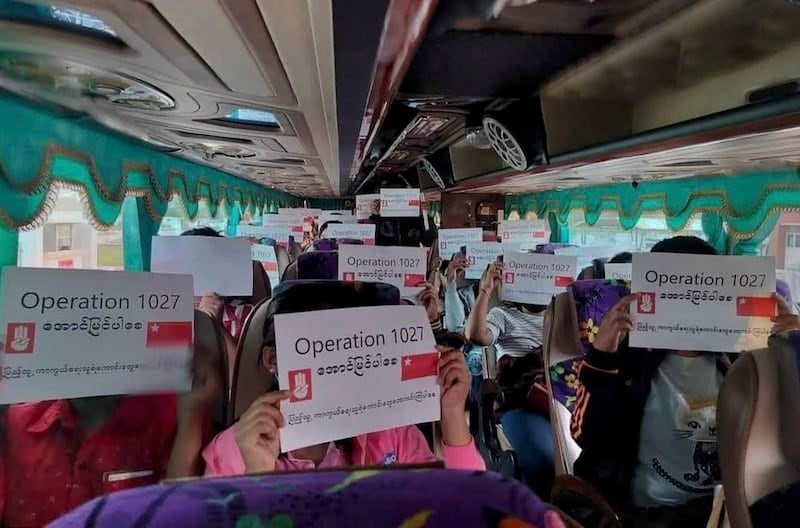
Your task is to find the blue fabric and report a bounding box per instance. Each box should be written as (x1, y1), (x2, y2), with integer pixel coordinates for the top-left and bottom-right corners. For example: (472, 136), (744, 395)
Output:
(500, 409), (555, 498)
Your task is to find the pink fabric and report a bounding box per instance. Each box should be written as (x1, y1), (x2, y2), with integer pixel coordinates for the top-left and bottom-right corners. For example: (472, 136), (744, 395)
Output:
(203, 425), (486, 476)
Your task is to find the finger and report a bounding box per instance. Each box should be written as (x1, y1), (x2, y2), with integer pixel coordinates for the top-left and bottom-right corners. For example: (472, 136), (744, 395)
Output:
(773, 293), (791, 316)
(252, 404), (286, 428)
(770, 314), (797, 324)
(440, 366), (464, 389)
(255, 391), (291, 406)
(613, 295), (639, 312)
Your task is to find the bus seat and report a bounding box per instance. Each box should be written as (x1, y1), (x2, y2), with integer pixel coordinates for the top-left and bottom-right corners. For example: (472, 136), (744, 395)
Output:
(313, 238), (338, 251)
(338, 238), (365, 245)
(718, 331), (800, 528)
(545, 279), (630, 476)
(250, 260), (271, 302)
(50, 468), (563, 528)
(193, 309), (230, 429)
(275, 244), (291, 278)
(229, 281), (401, 425)
(282, 261), (298, 281)
(258, 237), (277, 246)
(297, 250), (338, 280)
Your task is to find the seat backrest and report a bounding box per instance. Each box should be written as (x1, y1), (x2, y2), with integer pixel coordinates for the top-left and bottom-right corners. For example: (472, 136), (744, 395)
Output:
(313, 239), (338, 251)
(718, 331), (800, 528)
(250, 261), (271, 302)
(229, 281), (402, 424)
(297, 251), (338, 280)
(275, 244), (291, 278)
(544, 279), (630, 475)
(49, 468), (559, 528)
(193, 309), (229, 436)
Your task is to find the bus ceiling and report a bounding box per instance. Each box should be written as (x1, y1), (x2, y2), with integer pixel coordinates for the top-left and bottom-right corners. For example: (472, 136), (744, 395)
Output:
(348, 0), (800, 197)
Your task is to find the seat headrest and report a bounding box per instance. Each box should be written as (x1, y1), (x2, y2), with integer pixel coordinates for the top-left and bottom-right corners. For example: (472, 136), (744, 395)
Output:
(569, 279), (630, 356)
(193, 309), (229, 432)
(338, 238), (364, 246)
(250, 261), (271, 303)
(772, 330), (800, 466)
(297, 251), (338, 280)
(313, 239), (338, 251)
(229, 281), (401, 423)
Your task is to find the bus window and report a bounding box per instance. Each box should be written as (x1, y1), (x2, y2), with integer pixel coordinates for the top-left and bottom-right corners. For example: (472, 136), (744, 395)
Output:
(16, 186), (124, 270)
(567, 210), (706, 254)
(158, 194), (228, 236)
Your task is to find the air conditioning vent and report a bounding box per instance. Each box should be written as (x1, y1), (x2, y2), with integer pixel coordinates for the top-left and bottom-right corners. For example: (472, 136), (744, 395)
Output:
(171, 130), (253, 145)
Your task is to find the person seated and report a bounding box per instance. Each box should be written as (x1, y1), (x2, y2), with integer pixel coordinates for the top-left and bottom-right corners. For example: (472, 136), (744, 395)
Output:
(571, 236), (800, 527)
(200, 301), (484, 475)
(0, 391), (177, 527)
(464, 259), (554, 497)
(366, 182), (437, 248)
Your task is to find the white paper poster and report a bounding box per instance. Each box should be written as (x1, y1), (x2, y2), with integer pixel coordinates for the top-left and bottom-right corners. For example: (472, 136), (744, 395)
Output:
(555, 246), (612, 273)
(318, 212), (357, 226)
(338, 245), (427, 297)
(0, 267), (194, 403)
(151, 236), (253, 296)
(326, 224), (376, 245)
(605, 263), (632, 281)
(438, 228), (483, 253)
(356, 194), (380, 220)
(274, 305), (440, 451)
(499, 220), (548, 243)
(252, 244), (280, 288)
(380, 188), (421, 217)
(237, 225), (292, 246)
(465, 242), (513, 280)
(263, 213), (306, 235)
(630, 254), (776, 353)
(501, 252), (578, 305)
(278, 208), (321, 219)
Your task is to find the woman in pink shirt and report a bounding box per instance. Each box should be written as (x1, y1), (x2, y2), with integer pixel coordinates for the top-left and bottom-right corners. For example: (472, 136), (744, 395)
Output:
(202, 285), (485, 475)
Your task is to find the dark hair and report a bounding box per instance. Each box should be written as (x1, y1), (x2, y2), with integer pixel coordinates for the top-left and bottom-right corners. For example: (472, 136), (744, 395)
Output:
(181, 227), (222, 237)
(609, 252), (633, 264)
(650, 236), (718, 256)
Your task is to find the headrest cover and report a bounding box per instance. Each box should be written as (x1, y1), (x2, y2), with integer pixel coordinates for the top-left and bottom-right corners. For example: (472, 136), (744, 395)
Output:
(297, 251), (338, 280)
(313, 239), (338, 251)
(570, 279), (630, 356)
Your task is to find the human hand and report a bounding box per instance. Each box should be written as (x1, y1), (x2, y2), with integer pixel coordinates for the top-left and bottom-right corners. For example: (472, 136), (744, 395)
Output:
(234, 391), (290, 473)
(771, 293), (800, 334)
(370, 199), (381, 216)
(592, 294), (638, 353)
(417, 282), (441, 323)
(438, 345), (471, 446)
(447, 255), (467, 283)
(479, 261), (503, 295)
(197, 293), (224, 320)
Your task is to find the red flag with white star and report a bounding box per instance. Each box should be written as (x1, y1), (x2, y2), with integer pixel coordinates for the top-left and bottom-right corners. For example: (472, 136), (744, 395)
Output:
(735, 296), (775, 317)
(146, 321), (192, 348)
(400, 352), (439, 381)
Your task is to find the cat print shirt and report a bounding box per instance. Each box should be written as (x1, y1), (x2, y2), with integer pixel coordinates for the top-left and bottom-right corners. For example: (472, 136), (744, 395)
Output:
(631, 353), (723, 508)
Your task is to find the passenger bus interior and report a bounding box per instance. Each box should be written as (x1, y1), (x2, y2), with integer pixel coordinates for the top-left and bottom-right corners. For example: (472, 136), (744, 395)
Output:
(1, 0), (800, 526)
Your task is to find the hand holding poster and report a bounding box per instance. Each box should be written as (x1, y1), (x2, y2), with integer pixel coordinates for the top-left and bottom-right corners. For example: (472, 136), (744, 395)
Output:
(274, 305), (440, 451)
(499, 220), (548, 242)
(151, 236), (253, 296)
(325, 223), (376, 245)
(356, 194), (380, 220)
(380, 188), (421, 217)
(338, 245), (427, 297)
(0, 267), (193, 403)
(501, 252), (577, 305)
(438, 228), (483, 253)
(252, 244), (280, 288)
(630, 254), (776, 352)
(605, 263), (632, 281)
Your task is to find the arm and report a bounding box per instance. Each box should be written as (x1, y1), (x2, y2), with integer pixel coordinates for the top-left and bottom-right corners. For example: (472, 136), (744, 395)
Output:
(465, 261), (503, 346)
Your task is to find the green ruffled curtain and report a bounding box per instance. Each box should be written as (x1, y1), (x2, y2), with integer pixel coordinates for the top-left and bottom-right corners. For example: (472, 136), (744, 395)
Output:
(509, 170), (800, 253)
(0, 92), (301, 273)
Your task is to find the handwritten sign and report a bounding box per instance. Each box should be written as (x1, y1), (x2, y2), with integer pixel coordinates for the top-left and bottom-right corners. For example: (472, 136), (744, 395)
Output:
(499, 220), (548, 243)
(151, 236), (253, 296)
(356, 194), (379, 220)
(465, 242), (506, 280)
(630, 254), (776, 352)
(501, 252), (577, 305)
(0, 267), (193, 403)
(438, 228), (483, 253)
(326, 224), (376, 245)
(380, 188), (421, 217)
(274, 305), (440, 451)
(252, 244), (280, 288)
(338, 245), (427, 297)
(605, 263), (632, 281)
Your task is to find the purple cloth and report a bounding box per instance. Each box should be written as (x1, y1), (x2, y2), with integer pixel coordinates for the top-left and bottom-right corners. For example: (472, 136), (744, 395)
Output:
(313, 239), (338, 251)
(297, 251), (338, 280)
(47, 469), (551, 528)
(777, 279), (793, 305)
(549, 279), (630, 411)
